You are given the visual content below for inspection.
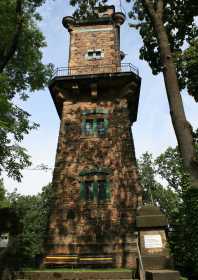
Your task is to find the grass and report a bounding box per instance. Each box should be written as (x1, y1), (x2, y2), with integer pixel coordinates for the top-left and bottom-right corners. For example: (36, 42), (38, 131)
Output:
(22, 268), (133, 272)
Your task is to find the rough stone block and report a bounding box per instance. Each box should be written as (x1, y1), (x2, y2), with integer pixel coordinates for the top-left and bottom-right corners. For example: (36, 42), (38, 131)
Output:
(136, 215), (167, 228)
(142, 255), (173, 270)
(16, 271), (134, 280)
(145, 270), (180, 280)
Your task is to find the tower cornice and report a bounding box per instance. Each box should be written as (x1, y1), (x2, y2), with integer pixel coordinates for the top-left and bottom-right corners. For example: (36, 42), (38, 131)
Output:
(49, 70), (141, 123)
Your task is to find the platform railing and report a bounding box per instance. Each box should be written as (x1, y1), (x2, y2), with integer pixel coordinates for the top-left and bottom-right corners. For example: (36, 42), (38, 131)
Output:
(52, 63), (139, 78)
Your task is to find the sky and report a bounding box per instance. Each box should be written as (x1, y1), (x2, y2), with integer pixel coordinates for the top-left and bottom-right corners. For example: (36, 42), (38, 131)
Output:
(3, 0), (198, 195)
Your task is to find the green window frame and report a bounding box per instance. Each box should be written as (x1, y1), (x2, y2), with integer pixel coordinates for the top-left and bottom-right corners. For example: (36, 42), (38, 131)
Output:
(81, 112), (109, 137)
(80, 178), (110, 202)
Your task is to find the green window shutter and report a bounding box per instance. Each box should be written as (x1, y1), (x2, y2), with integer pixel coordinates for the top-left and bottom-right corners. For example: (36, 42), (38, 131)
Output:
(101, 185), (106, 201)
(81, 119), (86, 134)
(90, 182), (94, 200)
(93, 119), (97, 135)
(105, 179), (111, 200)
(80, 182), (85, 200)
(104, 118), (109, 134)
(93, 181), (98, 200)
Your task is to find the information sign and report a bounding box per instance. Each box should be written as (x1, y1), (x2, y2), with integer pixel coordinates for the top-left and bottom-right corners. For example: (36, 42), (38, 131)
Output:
(144, 235), (163, 249)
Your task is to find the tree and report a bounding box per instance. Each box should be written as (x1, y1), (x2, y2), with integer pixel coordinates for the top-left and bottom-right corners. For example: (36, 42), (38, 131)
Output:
(69, 0), (106, 19)
(0, 183), (53, 280)
(2, 183), (53, 268)
(138, 152), (179, 219)
(139, 139), (197, 278)
(154, 138), (198, 278)
(138, 148), (198, 278)
(127, 0), (198, 189)
(155, 147), (184, 193)
(70, 0), (198, 189)
(177, 39), (198, 103)
(0, 180), (10, 208)
(0, 0), (53, 181)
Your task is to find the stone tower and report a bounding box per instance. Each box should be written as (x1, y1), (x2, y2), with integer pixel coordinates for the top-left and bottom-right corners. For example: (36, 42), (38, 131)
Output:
(44, 5), (142, 268)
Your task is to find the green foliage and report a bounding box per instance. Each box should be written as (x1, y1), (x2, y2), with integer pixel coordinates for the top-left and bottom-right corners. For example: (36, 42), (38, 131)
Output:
(138, 142), (198, 278)
(129, 0), (198, 102)
(0, 179), (10, 208)
(155, 137), (198, 191)
(70, 0), (198, 101)
(138, 152), (179, 219)
(70, 0), (108, 20)
(0, 0), (53, 181)
(0, 0), (53, 93)
(7, 183), (53, 267)
(177, 40), (198, 102)
(138, 152), (158, 203)
(170, 187), (198, 279)
(125, 0), (198, 102)
(155, 147), (184, 193)
(152, 150), (194, 276)
(0, 99), (33, 181)
(126, 0), (198, 71)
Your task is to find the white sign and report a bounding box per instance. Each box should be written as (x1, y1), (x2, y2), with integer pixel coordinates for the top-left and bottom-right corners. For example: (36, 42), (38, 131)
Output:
(144, 235), (163, 249)
(0, 233), (9, 248)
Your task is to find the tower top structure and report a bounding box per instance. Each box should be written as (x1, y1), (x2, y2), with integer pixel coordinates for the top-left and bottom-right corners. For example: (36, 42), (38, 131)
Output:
(49, 5), (140, 121)
(62, 5), (126, 74)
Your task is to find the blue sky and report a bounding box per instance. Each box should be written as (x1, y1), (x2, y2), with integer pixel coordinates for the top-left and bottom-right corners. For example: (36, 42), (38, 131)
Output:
(3, 0), (198, 195)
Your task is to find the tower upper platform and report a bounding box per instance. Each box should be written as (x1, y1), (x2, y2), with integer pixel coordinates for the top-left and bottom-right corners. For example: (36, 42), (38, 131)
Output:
(62, 5), (126, 75)
(49, 6), (141, 122)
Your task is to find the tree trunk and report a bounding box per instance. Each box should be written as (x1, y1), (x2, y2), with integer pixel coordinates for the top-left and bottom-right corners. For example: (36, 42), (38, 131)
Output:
(146, 6), (198, 188)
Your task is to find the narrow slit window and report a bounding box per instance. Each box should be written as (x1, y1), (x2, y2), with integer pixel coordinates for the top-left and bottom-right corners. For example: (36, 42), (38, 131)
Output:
(84, 181), (94, 201)
(97, 119), (105, 136)
(97, 180), (106, 201)
(84, 119), (93, 135)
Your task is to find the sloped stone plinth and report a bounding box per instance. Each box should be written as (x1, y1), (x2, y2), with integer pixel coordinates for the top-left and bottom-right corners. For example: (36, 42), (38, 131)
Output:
(145, 270), (180, 280)
(16, 271), (136, 280)
(142, 255), (173, 270)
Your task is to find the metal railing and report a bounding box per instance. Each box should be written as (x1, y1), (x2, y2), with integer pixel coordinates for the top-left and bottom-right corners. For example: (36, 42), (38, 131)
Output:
(52, 63), (139, 78)
(136, 239), (145, 280)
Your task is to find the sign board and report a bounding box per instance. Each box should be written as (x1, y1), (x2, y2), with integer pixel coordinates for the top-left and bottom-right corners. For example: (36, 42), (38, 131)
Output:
(0, 233), (9, 248)
(144, 235), (162, 249)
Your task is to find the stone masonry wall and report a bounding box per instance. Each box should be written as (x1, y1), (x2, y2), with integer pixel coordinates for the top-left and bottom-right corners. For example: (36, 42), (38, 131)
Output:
(68, 24), (120, 74)
(46, 94), (142, 268)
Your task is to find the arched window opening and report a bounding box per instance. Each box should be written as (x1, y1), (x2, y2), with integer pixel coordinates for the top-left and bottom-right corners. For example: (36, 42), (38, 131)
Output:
(81, 109), (109, 137)
(79, 168), (111, 202)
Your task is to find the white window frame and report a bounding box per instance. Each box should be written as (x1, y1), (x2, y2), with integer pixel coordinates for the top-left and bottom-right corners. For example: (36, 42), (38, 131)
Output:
(85, 49), (104, 60)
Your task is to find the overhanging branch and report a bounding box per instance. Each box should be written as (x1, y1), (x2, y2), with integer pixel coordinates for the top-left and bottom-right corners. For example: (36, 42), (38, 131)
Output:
(129, 23), (147, 29)
(0, 0), (23, 73)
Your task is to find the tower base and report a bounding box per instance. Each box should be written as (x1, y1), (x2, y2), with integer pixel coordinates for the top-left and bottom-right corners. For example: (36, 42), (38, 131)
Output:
(16, 271), (137, 280)
(43, 240), (138, 269)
